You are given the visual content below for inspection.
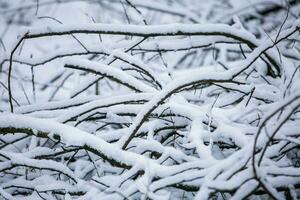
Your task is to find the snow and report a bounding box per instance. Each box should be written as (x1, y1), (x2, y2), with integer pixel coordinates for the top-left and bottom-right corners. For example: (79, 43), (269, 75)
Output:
(1, 1), (300, 199)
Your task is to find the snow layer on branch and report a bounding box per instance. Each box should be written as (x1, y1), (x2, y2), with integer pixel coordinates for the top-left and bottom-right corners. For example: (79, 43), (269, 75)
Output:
(26, 23), (257, 41)
(64, 58), (157, 93)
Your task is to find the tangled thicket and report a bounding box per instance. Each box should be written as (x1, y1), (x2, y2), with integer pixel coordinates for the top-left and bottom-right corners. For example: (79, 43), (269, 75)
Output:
(0, 0), (300, 199)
